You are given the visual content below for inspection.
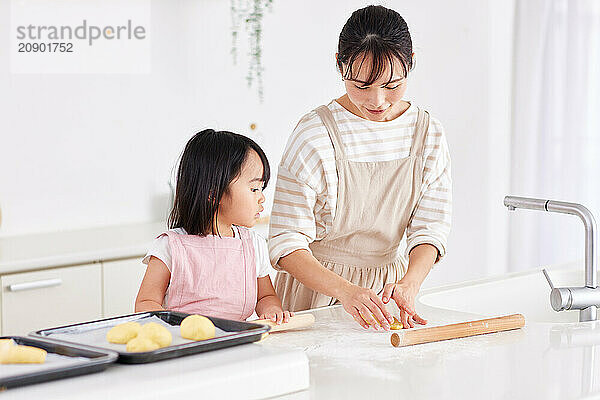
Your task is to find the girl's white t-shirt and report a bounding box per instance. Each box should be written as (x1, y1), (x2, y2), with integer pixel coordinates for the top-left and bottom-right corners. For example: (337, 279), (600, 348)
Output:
(142, 226), (274, 278)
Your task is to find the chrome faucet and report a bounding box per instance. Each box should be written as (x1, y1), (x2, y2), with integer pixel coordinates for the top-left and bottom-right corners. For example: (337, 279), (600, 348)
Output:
(504, 196), (600, 322)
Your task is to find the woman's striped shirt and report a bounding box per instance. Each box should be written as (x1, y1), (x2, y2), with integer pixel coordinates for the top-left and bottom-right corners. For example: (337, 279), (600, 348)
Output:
(268, 100), (452, 268)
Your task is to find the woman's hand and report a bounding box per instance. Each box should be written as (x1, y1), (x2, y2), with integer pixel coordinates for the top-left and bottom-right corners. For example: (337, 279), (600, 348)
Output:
(259, 308), (294, 325)
(338, 283), (394, 330)
(381, 279), (427, 328)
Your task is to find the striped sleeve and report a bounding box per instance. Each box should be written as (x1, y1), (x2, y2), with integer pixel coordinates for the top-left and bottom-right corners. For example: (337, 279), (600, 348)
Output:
(405, 116), (452, 262)
(268, 113), (331, 269)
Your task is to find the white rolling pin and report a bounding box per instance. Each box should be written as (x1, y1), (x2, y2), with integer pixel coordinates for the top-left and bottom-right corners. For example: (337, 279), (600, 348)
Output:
(253, 314), (315, 333)
(390, 313), (525, 347)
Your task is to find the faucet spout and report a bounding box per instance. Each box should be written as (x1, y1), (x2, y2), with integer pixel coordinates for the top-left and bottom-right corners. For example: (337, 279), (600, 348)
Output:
(504, 196), (549, 211)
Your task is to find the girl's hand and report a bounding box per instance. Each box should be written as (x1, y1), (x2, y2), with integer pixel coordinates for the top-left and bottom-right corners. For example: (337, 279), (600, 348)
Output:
(259, 309), (294, 325)
(338, 283), (394, 330)
(381, 280), (427, 328)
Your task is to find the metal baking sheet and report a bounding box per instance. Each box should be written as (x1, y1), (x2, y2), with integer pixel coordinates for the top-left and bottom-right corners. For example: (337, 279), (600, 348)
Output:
(0, 336), (117, 390)
(31, 311), (270, 363)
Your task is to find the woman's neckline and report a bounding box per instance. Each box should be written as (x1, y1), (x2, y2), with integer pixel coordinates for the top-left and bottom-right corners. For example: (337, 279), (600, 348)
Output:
(333, 96), (413, 123)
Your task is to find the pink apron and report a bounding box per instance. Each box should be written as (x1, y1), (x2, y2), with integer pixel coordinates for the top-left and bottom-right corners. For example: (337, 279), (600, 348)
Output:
(162, 226), (257, 321)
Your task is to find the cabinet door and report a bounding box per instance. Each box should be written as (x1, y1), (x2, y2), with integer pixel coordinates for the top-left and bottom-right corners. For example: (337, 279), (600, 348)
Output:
(1, 264), (102, 335)
(102, 258), (147, 318)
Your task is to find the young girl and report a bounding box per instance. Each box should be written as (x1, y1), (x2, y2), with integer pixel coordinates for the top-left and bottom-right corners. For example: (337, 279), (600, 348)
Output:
(135, 129), (292, 324)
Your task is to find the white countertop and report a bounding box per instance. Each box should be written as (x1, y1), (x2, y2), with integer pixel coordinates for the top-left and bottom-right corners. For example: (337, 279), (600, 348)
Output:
(260, 303), (600, 399)
(6, 341), (309, 399)
(8, 300), (599, 399)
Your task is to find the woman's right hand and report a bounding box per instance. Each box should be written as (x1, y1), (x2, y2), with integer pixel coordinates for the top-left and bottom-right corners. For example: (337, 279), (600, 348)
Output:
(338, 283), (394, 330)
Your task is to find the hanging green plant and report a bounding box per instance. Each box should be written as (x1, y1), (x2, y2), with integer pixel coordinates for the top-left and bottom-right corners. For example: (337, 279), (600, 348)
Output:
(230, 0), (273, 102)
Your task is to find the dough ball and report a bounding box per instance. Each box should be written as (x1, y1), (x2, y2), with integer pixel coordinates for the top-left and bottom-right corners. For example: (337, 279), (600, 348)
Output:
(126, 336), (160, 353)
(106, 322), (141, 344)
(180, 315), (216, 341)
(138, 322), (172, 348)
(0, 344), (47, 364)
(390, 317), (403, 330)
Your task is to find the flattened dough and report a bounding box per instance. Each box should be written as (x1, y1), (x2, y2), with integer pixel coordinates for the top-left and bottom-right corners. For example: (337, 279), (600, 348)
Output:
(362, 315), (403, 329)
(180, 315), (216, 341)
(106, 321), (142, 344)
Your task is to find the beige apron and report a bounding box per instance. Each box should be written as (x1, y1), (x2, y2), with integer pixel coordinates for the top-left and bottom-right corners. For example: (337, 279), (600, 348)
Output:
(274, 104), (430, 311)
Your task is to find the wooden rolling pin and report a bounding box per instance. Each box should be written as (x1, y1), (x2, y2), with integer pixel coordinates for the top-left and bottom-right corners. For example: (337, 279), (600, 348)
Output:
(390, 314), (525, 347)
(253, 314), (315, 333)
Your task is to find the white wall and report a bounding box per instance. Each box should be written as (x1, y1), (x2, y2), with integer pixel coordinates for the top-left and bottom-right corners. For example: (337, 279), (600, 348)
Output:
(0, 0), (515, 288)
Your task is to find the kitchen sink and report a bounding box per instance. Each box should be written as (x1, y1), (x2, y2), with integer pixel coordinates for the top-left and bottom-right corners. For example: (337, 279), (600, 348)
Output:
(418, 263), (586, 324)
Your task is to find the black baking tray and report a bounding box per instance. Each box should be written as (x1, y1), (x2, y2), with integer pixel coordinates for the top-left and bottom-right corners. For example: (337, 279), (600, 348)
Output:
(31, 311), (270, 364)
(0, 336), (117, 390)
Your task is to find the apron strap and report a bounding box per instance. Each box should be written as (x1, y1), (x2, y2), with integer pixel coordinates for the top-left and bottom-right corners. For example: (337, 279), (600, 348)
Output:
(315, 105), (347, 160)
(409, 108), (430, 156)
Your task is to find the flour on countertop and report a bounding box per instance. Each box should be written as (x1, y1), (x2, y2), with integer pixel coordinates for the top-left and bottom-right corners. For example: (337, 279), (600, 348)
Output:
(260, 305), (525, 380)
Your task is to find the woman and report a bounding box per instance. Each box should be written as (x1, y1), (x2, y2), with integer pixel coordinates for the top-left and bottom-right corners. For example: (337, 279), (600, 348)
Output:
(268, 5), (452, 330)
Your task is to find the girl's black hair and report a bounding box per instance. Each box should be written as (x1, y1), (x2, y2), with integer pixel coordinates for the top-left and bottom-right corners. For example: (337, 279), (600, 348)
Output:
(337, 5), (413, 86)
(168, 129), (270, 236)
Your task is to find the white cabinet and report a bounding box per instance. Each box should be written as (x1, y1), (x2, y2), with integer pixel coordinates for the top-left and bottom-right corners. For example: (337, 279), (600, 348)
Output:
(0, 258), (148, 335)
(0, 221), (166, 335)
(102, 258), (147, 318)
(1, 264), (102, 335)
